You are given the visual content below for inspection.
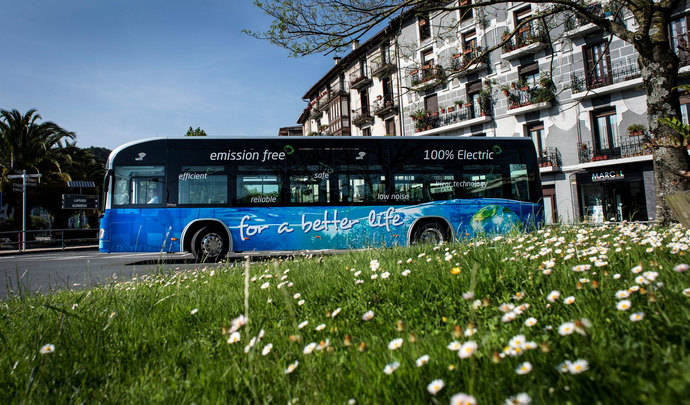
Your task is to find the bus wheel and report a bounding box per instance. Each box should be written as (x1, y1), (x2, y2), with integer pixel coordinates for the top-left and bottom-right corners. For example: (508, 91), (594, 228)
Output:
(192, 226), (228, 263)
(412, 221), (448, 246)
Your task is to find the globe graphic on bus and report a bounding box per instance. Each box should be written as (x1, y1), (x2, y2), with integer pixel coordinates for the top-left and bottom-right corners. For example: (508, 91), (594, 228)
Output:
(471, 205), (520, 234)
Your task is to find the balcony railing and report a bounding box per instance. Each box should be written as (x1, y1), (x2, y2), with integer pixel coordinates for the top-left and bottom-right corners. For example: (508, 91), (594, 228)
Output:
(371, 56), (397, 78)
(450, 48), (488, 74)
(538, 147), (562, 169)
(410, 66), (445, 92)
(352, 106), (374, 127)
(373, 100), (398, 117)
(330, 81), (349, 97)
(502, 22), (547, 53)
(350, 67), (372, 90)
(577, 134), (650, 163)
(571, 60), (641, 93)
(412, 105), (487, 133)
(507, 85), (555, 110)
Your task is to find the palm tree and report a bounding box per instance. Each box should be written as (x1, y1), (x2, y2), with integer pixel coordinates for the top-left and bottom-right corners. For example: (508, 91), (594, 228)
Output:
(0, 109), (76, 190)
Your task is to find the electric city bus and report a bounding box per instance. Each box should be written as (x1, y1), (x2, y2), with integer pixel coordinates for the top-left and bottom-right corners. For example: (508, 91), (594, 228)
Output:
(99, 136), (543, 261)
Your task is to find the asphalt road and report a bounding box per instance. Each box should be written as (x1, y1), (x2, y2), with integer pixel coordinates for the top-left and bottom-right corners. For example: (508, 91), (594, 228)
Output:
(0, 250), (219, 299)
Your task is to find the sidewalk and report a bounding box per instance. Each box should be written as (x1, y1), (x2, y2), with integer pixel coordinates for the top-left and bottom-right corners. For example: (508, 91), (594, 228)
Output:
(0, 245), (99, 256)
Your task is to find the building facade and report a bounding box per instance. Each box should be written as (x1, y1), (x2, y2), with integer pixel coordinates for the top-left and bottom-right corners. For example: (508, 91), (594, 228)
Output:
(297, 1), (690, 224)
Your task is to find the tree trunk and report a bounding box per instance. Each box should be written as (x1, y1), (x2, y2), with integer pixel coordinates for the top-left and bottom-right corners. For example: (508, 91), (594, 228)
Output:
(637, 16), (690, 225)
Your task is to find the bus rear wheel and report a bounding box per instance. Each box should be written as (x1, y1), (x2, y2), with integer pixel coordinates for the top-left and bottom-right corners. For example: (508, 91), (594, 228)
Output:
(412, 221), (449, 246)
(192, 226), (229, 263)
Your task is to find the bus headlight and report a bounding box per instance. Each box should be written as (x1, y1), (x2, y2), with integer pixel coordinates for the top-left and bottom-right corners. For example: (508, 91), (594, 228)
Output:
(99, 228), (105, 240)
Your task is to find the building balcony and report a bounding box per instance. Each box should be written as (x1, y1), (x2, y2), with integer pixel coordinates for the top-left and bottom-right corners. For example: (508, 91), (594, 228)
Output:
(352, 107), (374, 127)
(577, 134), (650, 164)
(571, 60), (642, 100)
(450, 49), (488, 77)
(371, 57), (397, 78)
(350, 69), (372, 90)
(501, 24), (548, 61)
(411, 105), (491, 135)
(410, 66), (445, 92)
(309, 108), (323, 120)
(538, 147), (562, 171)
(374, 100), (398, 118)
(505, 85), (554, 115)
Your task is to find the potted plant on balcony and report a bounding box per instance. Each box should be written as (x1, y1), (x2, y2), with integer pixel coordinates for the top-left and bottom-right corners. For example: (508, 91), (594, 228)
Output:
(479, 86), (492, 116)
(627, 124), (646, 137)
(455, 99), (464, 107)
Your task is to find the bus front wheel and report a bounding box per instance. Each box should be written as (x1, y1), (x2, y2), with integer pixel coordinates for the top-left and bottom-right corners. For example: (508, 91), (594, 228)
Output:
(411, 221), (449, 246)
(192, 226), (229, 263)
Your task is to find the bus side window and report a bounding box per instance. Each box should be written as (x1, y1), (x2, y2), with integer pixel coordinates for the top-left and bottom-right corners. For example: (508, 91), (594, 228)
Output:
(113, 166), (165, 206)
(236, 174), (280, 204)
(337, 173), (386, 203)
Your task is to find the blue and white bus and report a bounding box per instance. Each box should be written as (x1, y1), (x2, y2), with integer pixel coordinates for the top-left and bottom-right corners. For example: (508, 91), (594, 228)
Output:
(99, 136), (543, 261)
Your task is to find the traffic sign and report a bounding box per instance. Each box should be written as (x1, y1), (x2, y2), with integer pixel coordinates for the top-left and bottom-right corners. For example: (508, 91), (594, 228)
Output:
(62, 194), (99, 210)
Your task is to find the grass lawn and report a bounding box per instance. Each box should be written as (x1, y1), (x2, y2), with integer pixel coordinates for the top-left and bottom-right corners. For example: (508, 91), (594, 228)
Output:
(1, 223), (690, 404)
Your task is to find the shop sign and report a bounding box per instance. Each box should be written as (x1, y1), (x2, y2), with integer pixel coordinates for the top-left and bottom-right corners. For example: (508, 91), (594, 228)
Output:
(592, 169), (624, 182)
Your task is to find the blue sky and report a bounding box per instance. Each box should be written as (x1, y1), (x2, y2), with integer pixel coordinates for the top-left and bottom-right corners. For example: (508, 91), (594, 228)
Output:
(1, 0), (336, 149)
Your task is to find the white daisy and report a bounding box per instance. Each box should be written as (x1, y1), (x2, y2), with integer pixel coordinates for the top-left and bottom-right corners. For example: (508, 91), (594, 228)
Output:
(416, 354), (430, 367)
(427, 379), (445, 395)
(388, 338), (403, 350)
(616, 300), (632, 311)
(568, 359), (589, 374)
(261, 343), (273, 356)
(362, 310), (374, 321)
(285, 360), (299, 374)
(558, 322), (575, 336)
(450, 393), (477, 405)
(629, 312), (644, 322)
(458, 341), (478, 359)
(383, 361), (399, 375)
(39, 344), (55, 355)
(515, 361), (532, 375)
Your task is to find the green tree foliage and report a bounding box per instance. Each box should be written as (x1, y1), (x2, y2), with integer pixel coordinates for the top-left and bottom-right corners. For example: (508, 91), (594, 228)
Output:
(185, 126), (207, 137)
(248, 0), (690, 223)
(0, 109), (76, 189)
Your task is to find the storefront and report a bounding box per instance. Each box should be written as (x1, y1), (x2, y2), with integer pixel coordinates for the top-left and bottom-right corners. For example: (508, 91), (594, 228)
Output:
(576, 162), (654, 223)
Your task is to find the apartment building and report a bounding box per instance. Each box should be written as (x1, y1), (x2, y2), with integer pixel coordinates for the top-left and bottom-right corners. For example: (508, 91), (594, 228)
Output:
(297, 1), (690, 224)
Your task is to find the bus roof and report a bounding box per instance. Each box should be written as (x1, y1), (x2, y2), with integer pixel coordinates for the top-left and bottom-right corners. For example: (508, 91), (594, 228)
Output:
(107, 136), (534, 168)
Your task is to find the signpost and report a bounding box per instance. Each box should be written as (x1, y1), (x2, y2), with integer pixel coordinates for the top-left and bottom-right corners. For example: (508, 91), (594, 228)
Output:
(7, 171), (41, 251)
(62, 194), (99, 210)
